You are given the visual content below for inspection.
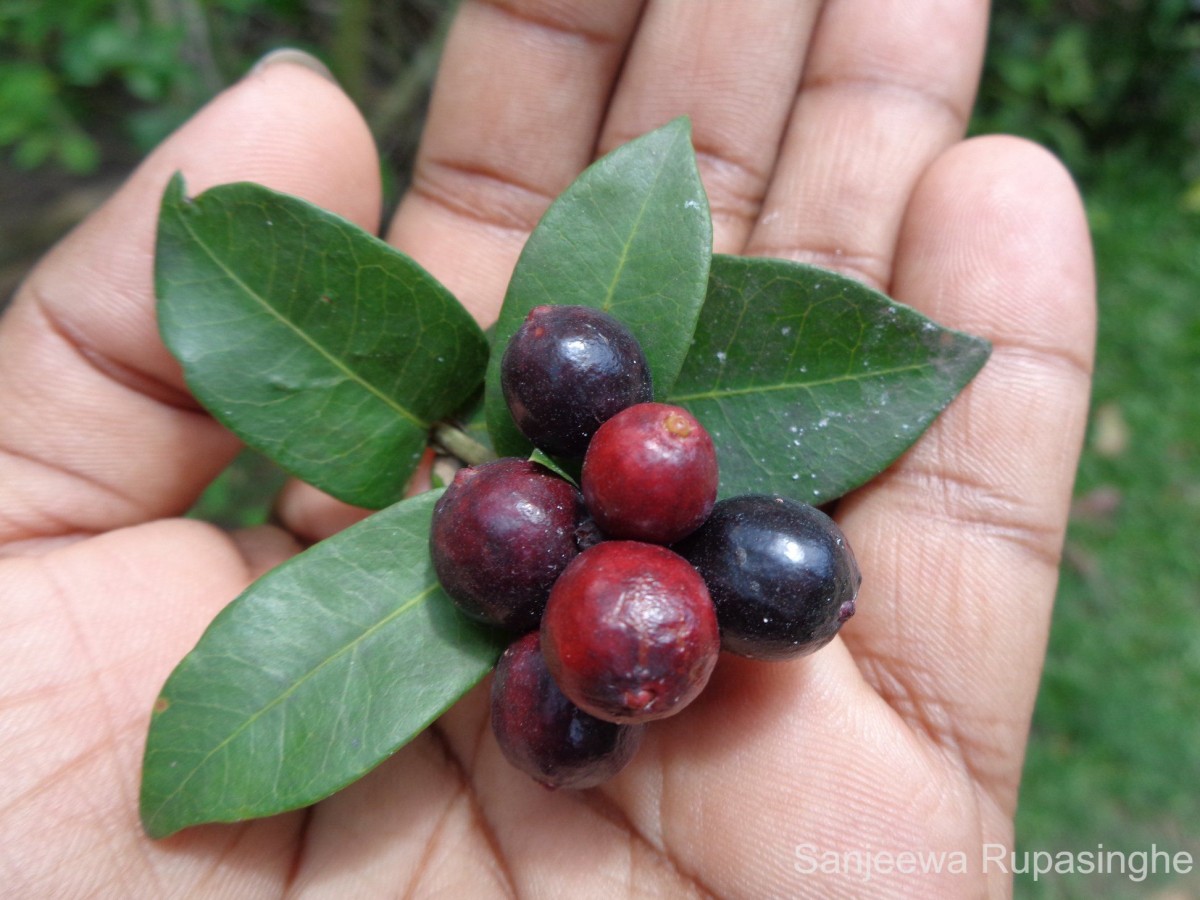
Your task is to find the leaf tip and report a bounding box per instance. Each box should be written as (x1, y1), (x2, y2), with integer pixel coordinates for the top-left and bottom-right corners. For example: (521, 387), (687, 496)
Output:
(139, 812), (173, 841)
(952, 328), (994, 378)
(973, 334), (993, 364)
(665, 114), (692, 135)
(138, 781), (178, 840)
(163, 171), (189, 207)
(528, 448), (579, 486)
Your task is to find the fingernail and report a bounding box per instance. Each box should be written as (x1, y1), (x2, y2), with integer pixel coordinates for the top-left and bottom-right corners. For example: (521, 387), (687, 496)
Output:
(249, 48), (337, 84)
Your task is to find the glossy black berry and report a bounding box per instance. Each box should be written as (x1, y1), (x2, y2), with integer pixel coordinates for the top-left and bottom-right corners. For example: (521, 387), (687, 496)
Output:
(491, 632), (644, 789)
(541, 541), (720, 723)
(430, 457), (592, 631)
(501, 305), (653, 457)
(674, 495), (861, 661)
(582, 402), (718, 544)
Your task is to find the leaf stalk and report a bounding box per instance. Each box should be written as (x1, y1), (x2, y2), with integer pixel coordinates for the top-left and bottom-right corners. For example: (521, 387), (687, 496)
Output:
(431, 422), (496, 466)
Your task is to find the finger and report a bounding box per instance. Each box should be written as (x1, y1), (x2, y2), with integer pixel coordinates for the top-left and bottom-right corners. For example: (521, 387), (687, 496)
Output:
(0, 56), (382, 546)
(836, 136), (1096, 813)
(273, 481), (375, 546)
(276, 0), (646, 539)
(385, 0), (646, 325)
(229, 524), (304, 580)
(746, 0), (989, 290)
(284, 723), (516, 897)
(0, 519), (305, 892)
(272, 442), (439, 546)
(596, 0), (820, 253)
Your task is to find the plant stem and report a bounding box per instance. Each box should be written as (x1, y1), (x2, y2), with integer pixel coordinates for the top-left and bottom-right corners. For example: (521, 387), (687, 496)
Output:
(368, 1), (455, 141)
(431, 422), (496, 466)
(331, 0), (371, 103)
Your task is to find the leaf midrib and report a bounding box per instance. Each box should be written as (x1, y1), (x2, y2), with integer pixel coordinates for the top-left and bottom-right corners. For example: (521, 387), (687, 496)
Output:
(145, 581), (439, 831)
(176, 205), (427, 428)
(597, 135), (676, 314)
(668, 360), (937, 403)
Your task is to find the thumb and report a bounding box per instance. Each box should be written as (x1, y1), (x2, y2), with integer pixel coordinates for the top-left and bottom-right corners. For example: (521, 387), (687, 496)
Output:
(0, 53), (382, 549)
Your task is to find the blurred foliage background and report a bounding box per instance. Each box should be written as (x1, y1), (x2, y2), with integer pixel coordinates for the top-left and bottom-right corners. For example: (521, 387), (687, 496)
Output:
(975, 0), (1200, 186)
(0, 0), (452, 189)
(2, 1), (1198, 896)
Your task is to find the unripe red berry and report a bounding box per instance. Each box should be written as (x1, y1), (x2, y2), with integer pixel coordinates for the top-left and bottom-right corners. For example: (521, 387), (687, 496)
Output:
(541, 541), (719, 723)
(582, 402), (718, 544)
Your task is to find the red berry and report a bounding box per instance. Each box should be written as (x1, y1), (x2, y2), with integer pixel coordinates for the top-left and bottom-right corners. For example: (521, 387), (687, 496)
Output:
(540, 541), (719, 723)
(582, 403), (718, 544)
(430, 458), (591, 631)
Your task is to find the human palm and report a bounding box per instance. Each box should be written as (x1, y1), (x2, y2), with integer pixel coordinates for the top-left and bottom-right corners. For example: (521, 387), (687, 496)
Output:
(0, 2), (1094, 896)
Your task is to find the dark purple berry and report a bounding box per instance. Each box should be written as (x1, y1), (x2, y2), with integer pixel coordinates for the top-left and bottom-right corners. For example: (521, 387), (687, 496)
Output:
(541, 541), (719, 723)
(430, 457), (590, 631)
(501, 305), (653, 457)
(582, 402), (718, 544)
(674, 495), (861, 661)
(491, 633), (644, 789)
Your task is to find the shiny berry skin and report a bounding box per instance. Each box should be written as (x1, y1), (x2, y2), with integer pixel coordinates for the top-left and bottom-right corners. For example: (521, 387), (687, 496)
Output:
(541, 541), (719, 723)
(674, 495), (861, 661)
(501, 305), (653, 457)
(582, 402), (718, 544)
(430, 457), (592, 631)
(491, 633), (645, 789)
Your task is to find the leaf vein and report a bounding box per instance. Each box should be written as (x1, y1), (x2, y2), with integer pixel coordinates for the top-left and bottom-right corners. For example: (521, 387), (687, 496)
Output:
(145, 583), (441, 828)
(669, 361), (937, 402)
(174, 206), (428, 429)
(598, 144), (677, 313)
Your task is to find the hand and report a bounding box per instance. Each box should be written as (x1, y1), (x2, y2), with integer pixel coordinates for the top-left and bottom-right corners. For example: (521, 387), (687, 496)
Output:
(0, 2), (1094, 896)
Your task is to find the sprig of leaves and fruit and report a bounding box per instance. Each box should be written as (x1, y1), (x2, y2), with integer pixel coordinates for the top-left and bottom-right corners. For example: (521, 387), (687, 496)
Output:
(138, 118), (989, 838)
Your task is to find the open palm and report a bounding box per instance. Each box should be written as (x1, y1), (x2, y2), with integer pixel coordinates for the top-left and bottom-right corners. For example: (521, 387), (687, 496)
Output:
(0, 2), (1094, 896)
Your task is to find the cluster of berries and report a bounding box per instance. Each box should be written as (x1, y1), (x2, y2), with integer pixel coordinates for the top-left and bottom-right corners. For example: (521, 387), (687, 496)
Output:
(429, 305), (861, 789)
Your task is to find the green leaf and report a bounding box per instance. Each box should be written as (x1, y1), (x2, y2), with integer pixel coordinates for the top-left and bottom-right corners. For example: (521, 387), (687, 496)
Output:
(668, 254), (991, 503)
(528, 448), (579, 487)
(156, 175), (489, 509)
(485, 117), (712, 456)
(139, 490), (504, 838)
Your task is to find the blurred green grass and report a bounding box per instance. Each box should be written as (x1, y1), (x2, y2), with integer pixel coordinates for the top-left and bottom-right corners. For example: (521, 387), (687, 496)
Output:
(1013, 164), (1200, 898)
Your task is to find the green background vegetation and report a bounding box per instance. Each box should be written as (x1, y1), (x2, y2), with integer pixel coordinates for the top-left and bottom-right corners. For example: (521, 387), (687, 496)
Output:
(2, 1), (1197, 895)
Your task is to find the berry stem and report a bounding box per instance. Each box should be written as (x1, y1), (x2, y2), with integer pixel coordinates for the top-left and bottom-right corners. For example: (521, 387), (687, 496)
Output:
(431, 422), (498, 466)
